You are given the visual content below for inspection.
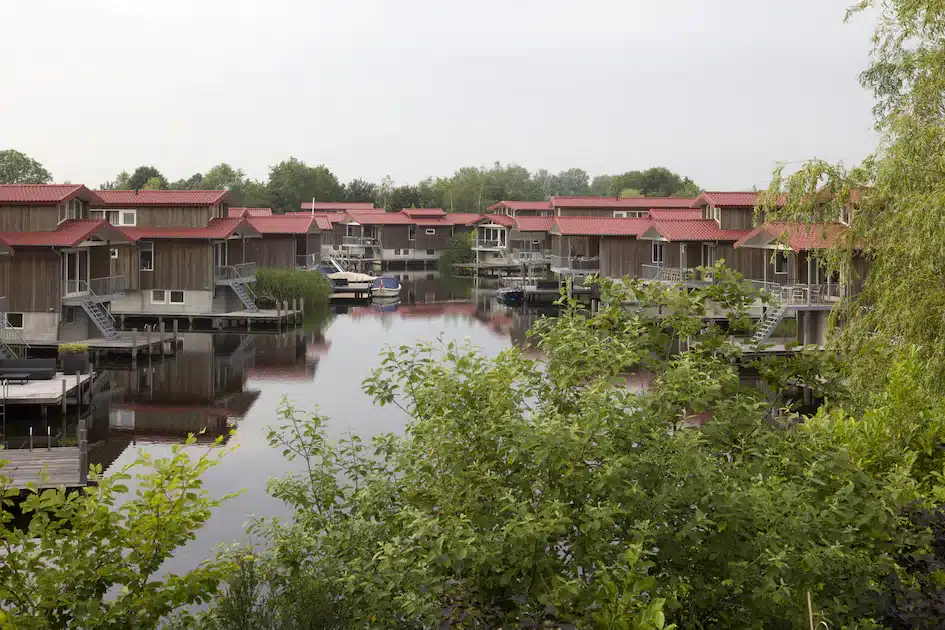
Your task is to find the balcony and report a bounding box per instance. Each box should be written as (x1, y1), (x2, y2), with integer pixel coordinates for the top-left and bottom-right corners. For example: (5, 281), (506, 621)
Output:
(215, 262), (257, 284)
(748, 280), (848, 306)
(641, 265), (715, 286)
(63, 275), (128, 302)
(550, 255), (600, 275)
(342, 235), (380, 248)
(473, 239), (507, 251)
(296, 253), (319, 270)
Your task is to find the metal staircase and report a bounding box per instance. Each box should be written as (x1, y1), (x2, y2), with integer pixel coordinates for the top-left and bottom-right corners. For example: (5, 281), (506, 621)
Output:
(231, 280), (259, 312)
(0, 315), (30, 359)
(751, 303), (789, 344)
(81, 300), (120, 340)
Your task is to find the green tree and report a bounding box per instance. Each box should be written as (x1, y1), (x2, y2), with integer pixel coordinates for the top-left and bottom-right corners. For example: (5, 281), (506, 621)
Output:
(142, 176), (165, 190)
(0, 437), (236, 628)
(241, 179), (272, 209)
(551, 167), (591, 195)
(609, 167), (698, 198)
(100, 171), (132, 190)
(590, 174), (615, 196)
(343, 178), (377, 203)
(169, 172), (204, 190)
(266, 158), (343, 214)
(0, 150), (52, 184)
(127, 166), (167, 190)
(387, 185), (423, 212)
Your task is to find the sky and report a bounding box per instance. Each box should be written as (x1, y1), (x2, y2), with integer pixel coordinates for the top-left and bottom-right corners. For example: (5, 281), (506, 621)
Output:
(0, 0), (879, 191)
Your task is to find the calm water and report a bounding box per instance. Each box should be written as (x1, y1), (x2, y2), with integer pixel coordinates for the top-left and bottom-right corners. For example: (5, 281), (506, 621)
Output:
(85, 273), (539, 574)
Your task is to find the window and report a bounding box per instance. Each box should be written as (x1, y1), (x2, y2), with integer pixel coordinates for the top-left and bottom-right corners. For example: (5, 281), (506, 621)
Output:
(713, 206), (721, 224)
(702, 243), (714, 266)
(345, 224), (358, 237)
(63, 306), (76, 324)
(110, 409), (135, 429)
(426, 249), (435, 255)
(614, 211), (628, 218)
(774, 251), (788, 275)
(170, 291), (185, 304)
(532, 239), (541, 246)
(120, 210), (136, 226)
(652, 242), (664, 264)
(110, 247), (119, 259)
(408, 225), (416, 240)
(140, 242), (154, 271)
(151, 290), (166, 304)
(425, 228), (436, 235)
(5, 313), (23, 329)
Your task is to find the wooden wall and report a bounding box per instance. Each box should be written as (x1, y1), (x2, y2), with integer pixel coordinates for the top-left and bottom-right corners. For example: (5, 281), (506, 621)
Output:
(133, 207), (213, 228)
(558, 208), (614, 217)
(140, 240), (212, 291)
(0, 205), (60, 231)
(600, 237), (650, 277)
(0, 249), (61, 311)
(381, 226), (412, 249)
(413, 226), (452, 251)
(246, 236), (297, 269)
(110, 245), (140, 290)
(715, 245), (770, 281)
(720, 207), (758, 231)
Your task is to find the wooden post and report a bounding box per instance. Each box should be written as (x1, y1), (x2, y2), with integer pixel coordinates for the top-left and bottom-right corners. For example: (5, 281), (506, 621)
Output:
(131, 329), (138, 369)
(146, 325), (152, 358)
(173, 319), (179, 352)
(61, 379), (67, 418)
(159, 320), (166, 355)
(78, 418), (87, 485)
(47, 425), (51, 451)
(29, 425), (33, 451)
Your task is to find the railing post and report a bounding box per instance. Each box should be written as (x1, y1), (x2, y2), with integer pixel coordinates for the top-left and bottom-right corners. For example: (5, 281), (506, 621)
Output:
(78, 418), (87, 485)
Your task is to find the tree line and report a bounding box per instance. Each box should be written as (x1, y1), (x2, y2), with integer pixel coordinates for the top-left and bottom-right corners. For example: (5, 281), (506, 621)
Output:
(0, 150), (700, 213)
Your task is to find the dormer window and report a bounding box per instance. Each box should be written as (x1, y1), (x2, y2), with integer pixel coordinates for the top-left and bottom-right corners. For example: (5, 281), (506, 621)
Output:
(839, 205), (851, 226)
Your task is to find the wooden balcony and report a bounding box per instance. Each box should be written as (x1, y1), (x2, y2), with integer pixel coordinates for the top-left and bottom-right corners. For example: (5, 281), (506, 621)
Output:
(63, 275), (128, 303)
(214, 263), (257, 285)
(549, 255), (600, 276)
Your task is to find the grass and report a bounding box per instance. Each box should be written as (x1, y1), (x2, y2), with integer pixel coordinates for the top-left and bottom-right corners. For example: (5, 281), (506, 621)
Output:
(254, 268), (333, 308)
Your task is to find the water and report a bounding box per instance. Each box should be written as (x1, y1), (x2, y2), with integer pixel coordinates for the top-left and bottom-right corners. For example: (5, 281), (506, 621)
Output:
(88, 273), (533, 574)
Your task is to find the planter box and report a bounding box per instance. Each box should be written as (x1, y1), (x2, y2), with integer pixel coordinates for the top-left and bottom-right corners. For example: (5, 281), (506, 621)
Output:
(61, 352), (90, 375)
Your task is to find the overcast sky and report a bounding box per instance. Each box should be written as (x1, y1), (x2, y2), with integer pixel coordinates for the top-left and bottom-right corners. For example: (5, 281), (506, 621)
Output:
(0, 0), (878, 190)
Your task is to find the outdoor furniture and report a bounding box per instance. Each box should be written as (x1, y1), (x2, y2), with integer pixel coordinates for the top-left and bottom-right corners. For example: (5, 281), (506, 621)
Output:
(0, 359), (56, 381)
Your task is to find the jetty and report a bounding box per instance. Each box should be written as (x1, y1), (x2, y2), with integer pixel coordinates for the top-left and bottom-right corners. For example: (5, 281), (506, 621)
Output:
(0, 419), (89, 491)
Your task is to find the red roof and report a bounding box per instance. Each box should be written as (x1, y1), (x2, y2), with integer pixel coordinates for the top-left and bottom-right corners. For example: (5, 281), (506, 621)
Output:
(734, 222), (848, 252)
(93, 189), (230, 207)
(288, 211), (349, 224)
(692, 191), (785, 208)
(0, 219), (130, 247)
(123, 217), (258, 240)
(648, 209), (703, 221)
(402, 208), (446, 218)
(229, 207), (272, 217)
(552, 196), (695, 209)
(442, 213), (482, 226)
(313, 216), (333, 230)
(552, 217), (651, 236)
(487, 200), (553, 211)
(349, 212), (414, 225)
(642, 220), (748, 242)
(300, 201), (376, 211)
(0, 184), (98, 205)
(247, 215), (316, 234)
(514, 217), (555, 232)
(478, 214), (516, 227)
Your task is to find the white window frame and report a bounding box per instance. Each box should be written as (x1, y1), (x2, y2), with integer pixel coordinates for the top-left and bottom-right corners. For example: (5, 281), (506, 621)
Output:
(110, 247), (119, 260)
(713, 206), (721, 224)
(140, 242), (154, 271)
(774, 251), (789, 275)
(701, 243), (714, 267)
(120, 210), (136, 226)
(425, 228), (436, 235)
(5, 313), (24, 329)
(652, 242), (664, 264)
(169, 290), (185, 304)
(151, 290), (167, 304)
(614, 211), (628, 218)
(345, 224), (358, 237)
(408, 225), (416, 240)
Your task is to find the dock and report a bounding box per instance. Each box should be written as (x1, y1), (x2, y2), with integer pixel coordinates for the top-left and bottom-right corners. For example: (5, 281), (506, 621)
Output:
(24, 334), (182, 360)
(0, 418), (89, 490)
(2, 372), (94, 405)
(114, 307), (303, 333)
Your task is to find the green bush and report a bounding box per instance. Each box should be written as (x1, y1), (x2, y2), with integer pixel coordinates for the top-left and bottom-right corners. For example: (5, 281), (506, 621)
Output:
(58, 343), (89, 354)
(438, 231), (474, 273)
(254, 268), (332, 308)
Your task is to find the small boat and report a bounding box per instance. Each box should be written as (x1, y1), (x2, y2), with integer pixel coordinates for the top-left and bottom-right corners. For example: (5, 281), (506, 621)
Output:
(319, 258), (375, 291)
(372, 276), (402, 298)
(496, 286), (525, 306)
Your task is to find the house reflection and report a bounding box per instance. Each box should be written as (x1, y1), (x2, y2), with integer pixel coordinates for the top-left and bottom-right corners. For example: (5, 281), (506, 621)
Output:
(107, 333), (260, 444)
(247, 331), (321, 382)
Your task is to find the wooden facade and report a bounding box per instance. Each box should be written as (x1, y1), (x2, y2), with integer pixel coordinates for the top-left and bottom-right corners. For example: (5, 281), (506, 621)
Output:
(0, 249), (61, 312)
(244, 236), (295, 269)
(600, 237), (650, 277)
(0, 205), (65, 232)
(95, 205), (224, 228)
(139, 240), (213, 291)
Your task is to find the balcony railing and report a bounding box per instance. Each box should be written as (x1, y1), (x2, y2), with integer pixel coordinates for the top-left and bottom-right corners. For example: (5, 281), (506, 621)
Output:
(510, 250), (550, 263)
(63, 276), (128, 298)
(296, 253), (319, 269)
(642, 265), (714, 285)
(342, 235), (380, 247)
(749, 280), (848, 305)
(474, 239), (507, 250)
(215, 262), (257, 283)
(549, 255), (600, 274)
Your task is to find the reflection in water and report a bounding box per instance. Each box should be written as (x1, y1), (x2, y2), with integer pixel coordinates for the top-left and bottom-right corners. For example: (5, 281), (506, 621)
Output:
(88, 273), (524, 576)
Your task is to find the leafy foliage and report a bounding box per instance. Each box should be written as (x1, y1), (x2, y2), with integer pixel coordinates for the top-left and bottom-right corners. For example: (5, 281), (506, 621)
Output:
(0, 149), (52, 185)
(254, 268), (332, 308)
(266, 158), (344, 214)
(127, 165), (167, 190)
(437, 231), (474, 273)
(0, 436), (235, 628)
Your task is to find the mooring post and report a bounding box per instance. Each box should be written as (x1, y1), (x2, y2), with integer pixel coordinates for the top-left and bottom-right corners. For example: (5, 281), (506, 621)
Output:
(146, 325), (152, 358)
(29, 426), (33, 451)
(131, 329), (138, 370)
(78, 418), (87, 485)
(47, 425), (51, 451)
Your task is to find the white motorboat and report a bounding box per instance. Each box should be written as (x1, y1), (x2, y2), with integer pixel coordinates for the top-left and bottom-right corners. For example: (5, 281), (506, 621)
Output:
(319, 258), (375, 291)
(371, 276), (402, 298)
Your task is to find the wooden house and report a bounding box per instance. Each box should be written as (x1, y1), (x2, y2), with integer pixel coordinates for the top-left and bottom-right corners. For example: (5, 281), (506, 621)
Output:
(487, 201), (553, 218)
(246, 215), (325, 270)
(549, 217), (651, 277)
(637, 219), (757, 285)
(0, 185), (133, 345)
(509, 217), (554, 264)
(472, 214), (516, 264)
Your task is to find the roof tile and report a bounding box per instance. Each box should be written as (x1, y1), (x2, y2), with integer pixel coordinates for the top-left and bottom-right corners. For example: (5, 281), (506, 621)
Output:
(0, 219), (129, 247)
(0, 184), (97, 205)
(648, 209), (703, 221)
(514, 217), (555, 231)
(123, 217), (256, 240)
(643, 220), (748, 242)
(229, 207), (272, 217)
(552, 217), (651, 236)
(552, 196), (695, 209)
(487, 200), (553, 211)
(247, 215), (316, 234)
(93, 189), (230, 207)
(734, 222), (848, 252)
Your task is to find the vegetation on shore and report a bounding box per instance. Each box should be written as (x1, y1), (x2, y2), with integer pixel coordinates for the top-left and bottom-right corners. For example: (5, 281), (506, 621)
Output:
(253, 268), (333, 309)
(437, 232), (475, 273)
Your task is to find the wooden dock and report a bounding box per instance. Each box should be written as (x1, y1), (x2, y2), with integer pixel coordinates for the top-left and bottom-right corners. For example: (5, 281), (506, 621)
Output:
(24, 335), (181, 359)
(0, 418), (89, 490)
(2, 372), (94, 405)
(115, 307), (303, 333)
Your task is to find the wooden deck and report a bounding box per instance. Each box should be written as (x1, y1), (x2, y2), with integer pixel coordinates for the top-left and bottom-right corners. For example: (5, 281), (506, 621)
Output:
(0, 447), (85, 489)
(2, 372), (93, 405)
(24, 335), (179, 358)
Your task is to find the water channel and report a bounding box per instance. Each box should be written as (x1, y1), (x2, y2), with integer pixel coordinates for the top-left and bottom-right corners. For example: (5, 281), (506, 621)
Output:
(12, 273), (537, 574)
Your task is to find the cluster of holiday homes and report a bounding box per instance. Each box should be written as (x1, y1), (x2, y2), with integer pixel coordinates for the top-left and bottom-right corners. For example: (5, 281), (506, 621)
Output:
(0, 184), (327, 345)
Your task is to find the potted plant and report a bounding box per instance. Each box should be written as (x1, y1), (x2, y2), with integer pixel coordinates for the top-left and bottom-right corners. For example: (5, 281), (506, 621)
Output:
(59, 343), (90, 375)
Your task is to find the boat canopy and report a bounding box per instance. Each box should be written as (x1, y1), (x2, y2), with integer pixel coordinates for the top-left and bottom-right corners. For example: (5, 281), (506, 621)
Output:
(372, 276), (400, 289)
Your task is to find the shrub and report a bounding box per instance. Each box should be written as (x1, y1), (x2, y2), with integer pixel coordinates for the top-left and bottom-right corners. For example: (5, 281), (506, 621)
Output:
(58, 343), (89, 354)
(438, 231), (474, 273)
(254, 268), (332, 308)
